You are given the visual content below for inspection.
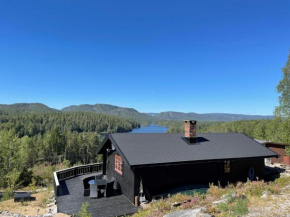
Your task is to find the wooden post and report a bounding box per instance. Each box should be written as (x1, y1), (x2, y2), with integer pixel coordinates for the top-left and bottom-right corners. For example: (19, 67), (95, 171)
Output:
(135, 196), (139, 206)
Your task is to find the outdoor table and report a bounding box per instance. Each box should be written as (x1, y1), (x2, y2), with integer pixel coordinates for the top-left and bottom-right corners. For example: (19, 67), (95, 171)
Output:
(89, 179), (107, 187)
(89, 179), (107, 198)
(14, 193), (34, 202)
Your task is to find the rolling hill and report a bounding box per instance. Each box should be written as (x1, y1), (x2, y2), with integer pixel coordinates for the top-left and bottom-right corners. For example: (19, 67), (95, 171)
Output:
(0, 103), (274, 122)
(150, 111), (274, 122)
(61, 104), (153, 121)
(0, 103), (58, 113)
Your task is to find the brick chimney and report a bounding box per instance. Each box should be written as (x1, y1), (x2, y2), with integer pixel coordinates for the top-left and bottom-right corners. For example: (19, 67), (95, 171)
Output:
(184, 120), (197, 144)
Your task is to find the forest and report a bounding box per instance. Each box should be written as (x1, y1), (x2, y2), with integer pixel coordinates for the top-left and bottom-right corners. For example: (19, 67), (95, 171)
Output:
(0, 111), (139, 189)
(155, 117), (290, 145)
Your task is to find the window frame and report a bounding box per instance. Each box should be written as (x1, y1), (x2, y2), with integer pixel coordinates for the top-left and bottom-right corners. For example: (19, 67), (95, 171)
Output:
(224, 161), (231, 174)
(115, 154), (123, 175)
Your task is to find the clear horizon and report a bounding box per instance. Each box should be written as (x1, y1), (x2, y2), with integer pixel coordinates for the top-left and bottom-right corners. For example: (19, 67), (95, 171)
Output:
(1, 1), (289, 115)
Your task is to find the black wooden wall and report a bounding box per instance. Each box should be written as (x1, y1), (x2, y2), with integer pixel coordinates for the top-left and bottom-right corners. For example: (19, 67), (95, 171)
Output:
(133, 158), (265, 201)
(107, 150), (136, 204)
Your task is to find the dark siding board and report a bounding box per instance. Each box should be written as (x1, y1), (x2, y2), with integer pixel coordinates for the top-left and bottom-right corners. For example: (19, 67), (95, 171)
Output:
(135, 162), (221, 201)
(134, 158), (265, 201)
(107, 151), (136, 204)
(224, 158), (265, 183)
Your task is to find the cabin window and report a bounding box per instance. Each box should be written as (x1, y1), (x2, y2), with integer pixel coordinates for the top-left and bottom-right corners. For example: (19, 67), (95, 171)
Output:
(224, 161), (230, 174)
(115, 155), (123, 175)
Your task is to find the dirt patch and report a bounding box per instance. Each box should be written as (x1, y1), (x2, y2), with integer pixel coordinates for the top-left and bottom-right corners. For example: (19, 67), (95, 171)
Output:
(247, 194), (290, 217)
(0, 191), (50, 216)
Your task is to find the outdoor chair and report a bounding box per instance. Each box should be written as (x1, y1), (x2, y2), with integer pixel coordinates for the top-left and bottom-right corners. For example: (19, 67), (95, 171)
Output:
(90, 183), (99, 198)
(104, 178), (115, 198)
(83, 177), (91, 196)
(139, 192), (148, 204)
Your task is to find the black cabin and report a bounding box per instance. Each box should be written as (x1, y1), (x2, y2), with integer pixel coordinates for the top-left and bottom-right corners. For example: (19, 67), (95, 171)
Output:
(96, 120), (278, 204)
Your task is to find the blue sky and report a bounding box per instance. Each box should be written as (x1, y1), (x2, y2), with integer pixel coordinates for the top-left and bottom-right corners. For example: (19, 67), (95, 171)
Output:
(0, 1), (289, 115)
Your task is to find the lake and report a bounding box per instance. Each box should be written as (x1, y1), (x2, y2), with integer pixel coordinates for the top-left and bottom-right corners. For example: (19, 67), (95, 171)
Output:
(129, 124), (169, 133)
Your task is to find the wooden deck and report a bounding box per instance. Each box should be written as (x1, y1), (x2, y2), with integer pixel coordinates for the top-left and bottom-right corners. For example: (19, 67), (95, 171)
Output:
(56, 172), (139, 217)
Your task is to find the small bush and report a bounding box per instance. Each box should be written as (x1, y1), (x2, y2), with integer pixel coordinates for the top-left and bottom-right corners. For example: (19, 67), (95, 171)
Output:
(217, 201), (229, 213)
(208, 183), (227, 198)
(32, 163), (54, 186)
(29, 177), (37, 192)
(285, 146), (290, 156)
(233, 198), (248, 216)
(243, 180), (267, 197)
(217, 197), (248, 216)
(155, 199), (172, 213)
(78, 202), (92, 217)
(169, 193), (191, 203)
(1, 188), (13, 201)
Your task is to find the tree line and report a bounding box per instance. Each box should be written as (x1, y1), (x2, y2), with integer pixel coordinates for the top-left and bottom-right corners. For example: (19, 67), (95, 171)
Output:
(0, 111), (140, 189)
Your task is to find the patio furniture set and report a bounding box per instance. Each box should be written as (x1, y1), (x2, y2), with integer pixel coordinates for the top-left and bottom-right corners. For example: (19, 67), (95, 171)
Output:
(83, 176), (116, 199)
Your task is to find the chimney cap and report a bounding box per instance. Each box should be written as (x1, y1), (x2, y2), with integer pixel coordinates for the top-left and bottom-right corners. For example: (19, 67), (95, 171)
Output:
(184, 120), (197, 123)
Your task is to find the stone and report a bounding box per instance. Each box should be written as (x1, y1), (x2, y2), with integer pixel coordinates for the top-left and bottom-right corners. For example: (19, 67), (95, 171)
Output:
(163, 207), (207, 217)
(261, 191), (269, 198)
(43, 214), (53, 217)
(221, 193), (236, 201)
(46, 202), (55, 207)
(46, 198), (54, 203)
(51, 207), (57, 215)
(261, 194), (267, 198)
(172, 202), (181, 207)
(198, 214), (212, 217)
(212, 199), (227, 205)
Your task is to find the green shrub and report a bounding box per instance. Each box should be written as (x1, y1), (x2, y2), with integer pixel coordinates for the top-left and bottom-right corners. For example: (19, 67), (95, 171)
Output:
(233, 198), (248, 216)
(29, 177), (37, 192)
(78, 202), (92, 217)
(1, 188), (13, 201)
(217, 201), (229, 213)
(285, 146), (290, 156)
(32, 163), (54, 186)
(5, 168), (21, 191)
(207, 183), (227, 198)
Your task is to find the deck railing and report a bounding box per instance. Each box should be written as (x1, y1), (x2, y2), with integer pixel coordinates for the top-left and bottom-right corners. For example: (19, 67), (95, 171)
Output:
(53, 163), (103, 196)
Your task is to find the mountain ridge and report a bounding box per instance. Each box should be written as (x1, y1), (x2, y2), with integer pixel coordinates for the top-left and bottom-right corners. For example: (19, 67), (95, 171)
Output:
(0, 103), (274, 122)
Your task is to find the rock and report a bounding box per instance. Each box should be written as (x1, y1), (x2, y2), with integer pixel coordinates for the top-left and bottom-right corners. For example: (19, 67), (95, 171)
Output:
(198, 214), (212, 217)
(171, 202), (181, 207)
(46, 198), (54, 203)
(261, 191), (269, 198)
(43, 214), (52, 217)
(212, 199), (227, 205)
(13, 215), (20, 217)
(46, 205), (57, 214)
(51, 207), (57, 215)
(221, 193), (236, 202)
(46, 202), (55, 207)
(164, 207), (207, 217)
(140, 203), (151, 210)
(261, 194), (267, 198)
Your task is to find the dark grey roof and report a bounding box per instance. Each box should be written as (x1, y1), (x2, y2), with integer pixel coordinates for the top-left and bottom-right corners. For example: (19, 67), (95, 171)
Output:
(109, 133), (278, 167)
